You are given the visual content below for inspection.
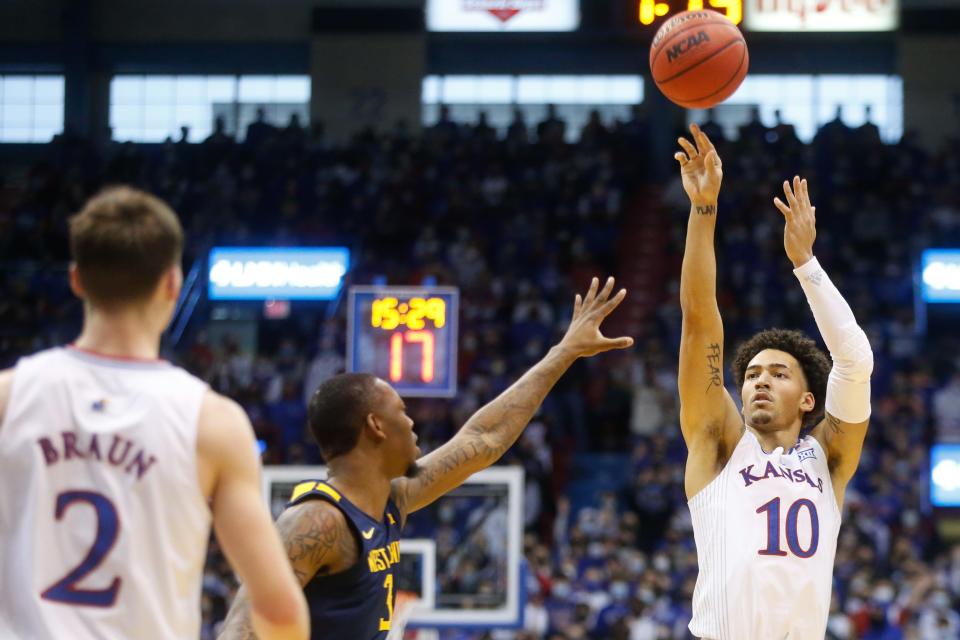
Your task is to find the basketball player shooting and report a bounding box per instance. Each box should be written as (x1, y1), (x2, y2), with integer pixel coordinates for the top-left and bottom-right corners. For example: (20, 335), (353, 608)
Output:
(674, 124), (873, 639)
(218, 277), (634, 639)
(0, 188), (309, 640)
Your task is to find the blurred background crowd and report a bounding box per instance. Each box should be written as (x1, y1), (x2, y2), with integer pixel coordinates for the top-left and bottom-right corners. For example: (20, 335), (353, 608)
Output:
(2, 105), (959, 640)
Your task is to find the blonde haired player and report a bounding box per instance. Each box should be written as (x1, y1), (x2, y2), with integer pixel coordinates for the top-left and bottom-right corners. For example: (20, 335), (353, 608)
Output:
(0, 187), (308, 639)
(674, 125), (873, 639)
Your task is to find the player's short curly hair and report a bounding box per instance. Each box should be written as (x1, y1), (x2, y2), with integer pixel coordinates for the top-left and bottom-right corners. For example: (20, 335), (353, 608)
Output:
(731, 328), (832, 430)
(307, 372), (378, 461)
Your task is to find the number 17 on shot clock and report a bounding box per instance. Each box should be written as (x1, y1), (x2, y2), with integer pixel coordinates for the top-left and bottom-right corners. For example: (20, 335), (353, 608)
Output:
(347, 286), (459, 398)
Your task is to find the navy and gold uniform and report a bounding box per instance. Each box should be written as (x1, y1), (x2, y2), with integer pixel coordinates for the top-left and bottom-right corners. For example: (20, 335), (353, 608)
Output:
(287, 480), (403, 640)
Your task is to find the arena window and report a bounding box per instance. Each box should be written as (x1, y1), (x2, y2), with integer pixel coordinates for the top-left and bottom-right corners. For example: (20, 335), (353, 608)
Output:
(109, 75), (310, 143)
(0, 75), (64, 143)
(687, 74), (903, 143)
(422, 74), (644, 142)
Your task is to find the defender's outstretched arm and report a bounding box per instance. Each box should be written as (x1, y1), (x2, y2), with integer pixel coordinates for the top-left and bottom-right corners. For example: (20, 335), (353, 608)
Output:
(391, 277), (633, 519)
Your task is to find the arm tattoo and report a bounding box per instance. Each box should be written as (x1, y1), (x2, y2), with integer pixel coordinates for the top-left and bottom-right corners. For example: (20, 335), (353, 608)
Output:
(414, 431), (502, 488)
(705, 343), (723, 392)
(825, 414), (844, 437)
(218, 587), (257, 640)
(218, 504), (356, 639)
(405, 346), (577, 512)
(279, 503), (358, 581)
(695, 204), (716, 216)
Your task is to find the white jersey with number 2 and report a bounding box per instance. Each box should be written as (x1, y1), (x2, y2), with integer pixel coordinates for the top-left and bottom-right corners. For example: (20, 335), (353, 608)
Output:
(688, 430), (841, 640)
(0, 347), (211, 640)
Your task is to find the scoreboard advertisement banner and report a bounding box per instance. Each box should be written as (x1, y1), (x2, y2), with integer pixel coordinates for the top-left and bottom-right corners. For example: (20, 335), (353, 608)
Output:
(921, 249), (960, 304)
(207, 247), (349, 301)
(427, 0), (580, 32)
(616, 0), (906, 33)
(743, 0), (898, 32)
(931, 444), (960, 508)
(347, 286), (459, 398)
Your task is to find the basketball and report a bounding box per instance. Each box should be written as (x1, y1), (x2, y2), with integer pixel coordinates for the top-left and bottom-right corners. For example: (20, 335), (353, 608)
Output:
(649, 11), (749, 109)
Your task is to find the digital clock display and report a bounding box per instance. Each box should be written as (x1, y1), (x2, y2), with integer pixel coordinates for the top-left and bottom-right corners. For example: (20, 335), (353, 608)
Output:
(347, 286), (459, 398)
(634, 0), (742, 26)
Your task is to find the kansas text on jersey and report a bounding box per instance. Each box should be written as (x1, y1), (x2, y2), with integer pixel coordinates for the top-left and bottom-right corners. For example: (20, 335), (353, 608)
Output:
(688, 431), (841, 640)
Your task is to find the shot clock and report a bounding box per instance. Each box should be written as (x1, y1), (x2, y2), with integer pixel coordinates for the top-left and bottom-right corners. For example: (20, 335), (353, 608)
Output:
(347, 286), (459, 398)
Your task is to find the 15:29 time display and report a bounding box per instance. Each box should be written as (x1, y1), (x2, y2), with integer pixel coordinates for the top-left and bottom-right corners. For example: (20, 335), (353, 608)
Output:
(371, 296), (447, 331)
(637, 0), (742, 25)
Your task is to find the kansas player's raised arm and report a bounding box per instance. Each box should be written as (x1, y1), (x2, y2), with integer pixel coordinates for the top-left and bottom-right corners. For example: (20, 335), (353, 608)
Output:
(775, 177), (873, 505)
(219, 499), (357, 640)
(391, 277), (633, 521)
(675, 125), (743, 498)
(198, 391), (309, 640)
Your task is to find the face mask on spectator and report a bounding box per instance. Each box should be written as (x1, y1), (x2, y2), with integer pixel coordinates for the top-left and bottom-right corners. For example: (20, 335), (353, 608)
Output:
(639, 587), (656, 605)
(902, 510), (919, 528)
(552, 581), (572, 599)
(930, 591), (950, 610)
(439, 505), (455, 524)
(872, 585), (894, 604)
(610, 581), (630, 601)
(653, 554), (670, 572)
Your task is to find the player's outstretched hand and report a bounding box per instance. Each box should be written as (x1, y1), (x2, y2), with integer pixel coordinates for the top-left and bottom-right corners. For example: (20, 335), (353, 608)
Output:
(675, 123), (723, 206)
(558, 277), (634, 358)
(773, 175), (816, 269)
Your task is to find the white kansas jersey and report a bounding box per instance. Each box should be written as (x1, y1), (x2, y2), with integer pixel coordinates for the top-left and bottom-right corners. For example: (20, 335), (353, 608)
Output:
(688, 430), (841, 640)
(0, 347), (211, 640)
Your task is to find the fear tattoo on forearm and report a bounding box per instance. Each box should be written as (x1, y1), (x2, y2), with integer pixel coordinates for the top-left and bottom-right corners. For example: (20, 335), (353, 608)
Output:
(706, 343), (722, 392)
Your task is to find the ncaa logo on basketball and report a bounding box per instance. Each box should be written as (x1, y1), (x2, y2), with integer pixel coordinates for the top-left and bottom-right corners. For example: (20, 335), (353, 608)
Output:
(666, 31), (711, 63)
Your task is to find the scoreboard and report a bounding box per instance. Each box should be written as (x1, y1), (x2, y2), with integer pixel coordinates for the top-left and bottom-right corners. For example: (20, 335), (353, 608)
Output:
(347, 286), (459, 398)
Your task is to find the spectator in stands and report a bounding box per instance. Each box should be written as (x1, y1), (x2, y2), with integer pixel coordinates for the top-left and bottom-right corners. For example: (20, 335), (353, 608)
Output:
(245, 107), (275, 147)
(537, 104), (566, 144)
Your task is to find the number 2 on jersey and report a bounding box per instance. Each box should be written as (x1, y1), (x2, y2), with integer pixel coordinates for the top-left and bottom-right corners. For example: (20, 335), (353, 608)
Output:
(41, 491), (121, 607)
(756, 497), (819, 558)
(378, 573), (394, 631)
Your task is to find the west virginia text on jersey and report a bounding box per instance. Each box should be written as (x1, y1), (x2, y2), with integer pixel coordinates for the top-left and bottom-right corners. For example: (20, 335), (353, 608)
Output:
(287, 480), (403, 640)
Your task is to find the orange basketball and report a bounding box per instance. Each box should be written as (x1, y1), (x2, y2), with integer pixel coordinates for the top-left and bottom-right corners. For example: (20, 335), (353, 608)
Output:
(649, 11), (749, 110)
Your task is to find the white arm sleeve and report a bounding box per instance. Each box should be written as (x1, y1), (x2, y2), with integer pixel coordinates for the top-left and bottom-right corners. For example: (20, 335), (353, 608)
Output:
(793, 257), (873, 423)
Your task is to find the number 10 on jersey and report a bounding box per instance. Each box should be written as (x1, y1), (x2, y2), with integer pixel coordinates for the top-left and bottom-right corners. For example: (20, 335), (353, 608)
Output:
(348, 286), (459, 398)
